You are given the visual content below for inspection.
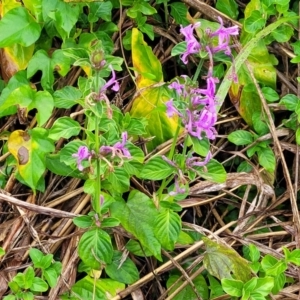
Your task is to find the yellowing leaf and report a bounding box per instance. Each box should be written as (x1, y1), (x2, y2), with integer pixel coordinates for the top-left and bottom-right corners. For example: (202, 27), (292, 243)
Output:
(203, 237), (251, 282)
(132, 28), (163, 88)
(0, 0), (21, 17)
(130, 85), (179, 151)
(8, 129), (54, 191)
(0, 44), (34, 81)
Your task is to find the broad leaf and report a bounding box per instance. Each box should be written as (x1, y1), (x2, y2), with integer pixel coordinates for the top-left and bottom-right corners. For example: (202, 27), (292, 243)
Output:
(78, 228), (113, 269)
(140, 156), (175, 180)
(7, 128), (55, 191)
(27, 49), (71, 91)
(53, 86), (82, 109)
(167, 274), (209, 300)
(131, 28), (163, 88)
(203, 237), (252, 282)
(154, 209), (181, 250)
(48, 117), (81, 140)
(110, 190), (162, 260)
(105, 251), (139, 284)
(130, 85), (179, 151)
(0, 7), (41, 47)
(228, 130), (253, 145)
(72, 276), (125, 299)
(197, 159), (227, 183)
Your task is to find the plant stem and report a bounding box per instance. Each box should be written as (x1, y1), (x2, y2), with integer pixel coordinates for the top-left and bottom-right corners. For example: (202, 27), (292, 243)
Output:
(192, 58), (204, 82)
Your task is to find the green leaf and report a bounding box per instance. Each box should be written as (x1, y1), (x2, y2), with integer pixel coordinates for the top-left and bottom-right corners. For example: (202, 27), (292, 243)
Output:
(72, 276), (124, 299)
(0, 7), (41, 47)
(208, 274), (224, 298)
(2, 85), (54, 127)
(43, 266), (59, 288)
(53, 86), (82, 109)
(131, 28), (163, 88)
(252, 112), (269, 135)
(248, 244), (260, 262)
(244, 10), (266, 33)
(272, 272), (285, 294)
(140, 157), (175, 180)
(189, 136), (210, 157)
(0, 247), (5, 257)
(253, 277), (274, 296)
(261, 254), (287, 275)
(88, 2), (113, 22)
(154, 209), (181, 250)
(197, 159), (227, 183)
(20, 292), (34, 300)
(125, 239), (153, 257)
(110, 190), (162, 260)
(30, 277), (48, 292)
(23, 267), (34, 289)
(27, 49), (71, 91)
(105, 251), (139, 284)
(107, 167), (130, 193)
(279, 94), (299, 110)
(48, 117), (81, 140)
(167, 274), (209, 300)
(42, 0), (80, 40)
(3, 295), (17, 300)
(284, 248), (300, 265)
(78, 228), (113, 269)
(271, 24), (294, 43)
(101, 217), (120, 228)
(261, 87), (279, 102)
(257, 146), (276, 172)
(30, 248), (53, 269)
(176, 230), (195, 245)
(29, 248), (43, 266)
(73, 215), (94, 229)
(0, 71), (29, 118)
(203, 237), (252, 282)
(46, 153), (85, 178)
(170, 2), (189, 26)
(221, 278), (243, 297)
(171, 41), (187, 57)
(228, 130), (254, 145)
(216, 0), (239, 19)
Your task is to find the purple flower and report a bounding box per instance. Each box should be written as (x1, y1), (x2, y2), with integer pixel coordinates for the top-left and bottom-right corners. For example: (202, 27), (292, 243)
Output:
(185, 108), (217, 140)
(186, 151), (212, 168)
(165, 99), (181, 118)
(72, 146), (91, 171)
(180, 22), (201, 64)
(210, 17), (239, 56)
(169, 175), (187, 196)
(100, 132), (131, 159)
(100, 65), (120, 93)
(193, 76), (218, 107)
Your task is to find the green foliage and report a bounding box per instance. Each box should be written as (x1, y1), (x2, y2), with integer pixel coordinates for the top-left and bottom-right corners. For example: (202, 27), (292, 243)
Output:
(4, 248), (62, 299)
(203, 237), (252, 282)
(1, 0), (298, 299)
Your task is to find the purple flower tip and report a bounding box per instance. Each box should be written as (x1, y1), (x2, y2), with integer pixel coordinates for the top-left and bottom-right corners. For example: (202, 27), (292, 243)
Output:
(72, 146), (91, 171)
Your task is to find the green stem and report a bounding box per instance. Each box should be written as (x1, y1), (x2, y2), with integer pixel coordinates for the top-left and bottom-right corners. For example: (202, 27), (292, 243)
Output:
(94, 71), (102, 216)
(157, 123), (181, 198)
(192, 58), (204, 82)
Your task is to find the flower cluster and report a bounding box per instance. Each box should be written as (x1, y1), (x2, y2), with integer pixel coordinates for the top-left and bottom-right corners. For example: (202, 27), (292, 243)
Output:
(167, 75), (218, 141)
(164, 18), (239, 196)
(72, 132), (131, 171)
(180, 18), (239, 65)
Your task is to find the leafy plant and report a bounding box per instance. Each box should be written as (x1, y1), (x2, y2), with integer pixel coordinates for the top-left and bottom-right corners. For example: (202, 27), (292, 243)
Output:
(4, 248), (62, 300)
